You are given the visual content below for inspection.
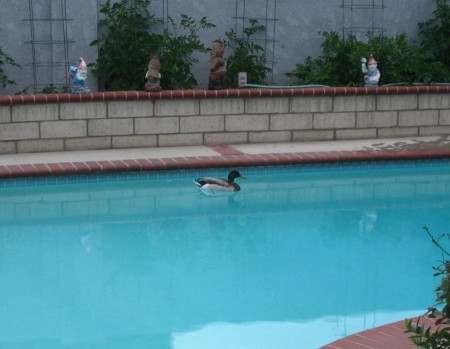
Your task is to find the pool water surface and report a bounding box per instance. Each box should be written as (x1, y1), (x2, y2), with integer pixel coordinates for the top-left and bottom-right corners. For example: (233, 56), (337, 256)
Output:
(1, 161), (449, 348)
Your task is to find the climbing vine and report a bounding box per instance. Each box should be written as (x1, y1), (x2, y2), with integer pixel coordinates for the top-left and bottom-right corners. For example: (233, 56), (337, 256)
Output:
(0, 46), (20, 89)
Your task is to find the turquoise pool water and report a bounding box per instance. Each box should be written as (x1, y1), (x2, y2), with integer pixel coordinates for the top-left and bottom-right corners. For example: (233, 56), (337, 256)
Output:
(1, 160), (450, 349)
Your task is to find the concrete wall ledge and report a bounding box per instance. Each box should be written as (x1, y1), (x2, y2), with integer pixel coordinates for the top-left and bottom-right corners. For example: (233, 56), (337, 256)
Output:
(1, 86), (450, 154)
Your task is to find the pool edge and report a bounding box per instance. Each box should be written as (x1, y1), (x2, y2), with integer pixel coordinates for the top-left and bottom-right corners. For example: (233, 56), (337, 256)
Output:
(1, 147), (450, 179)
(319, 316), (437, 349)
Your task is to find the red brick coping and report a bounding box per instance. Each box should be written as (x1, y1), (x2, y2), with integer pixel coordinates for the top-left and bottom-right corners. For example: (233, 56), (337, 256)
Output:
(320, 316), (437, 349)
(1, 146), (450, 179)
(2, 85), (450, 105)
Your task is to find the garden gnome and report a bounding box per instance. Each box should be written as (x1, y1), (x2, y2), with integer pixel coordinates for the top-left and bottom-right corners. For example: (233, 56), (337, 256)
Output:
(361, 54), (380, 87)
(208, 39), (227, 90)
(145, 53), (161, 92)
(68, 57), (91, 94)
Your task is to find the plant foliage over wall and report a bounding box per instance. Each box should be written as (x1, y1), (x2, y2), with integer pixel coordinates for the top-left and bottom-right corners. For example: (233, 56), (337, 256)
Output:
(0, 46), (20, 89)
(87, 5), (274, 91)
(287, 0), (450, 87)
(91, 0), (157, 91)
(418, 0), (450, 68)
(224, 19), (272, 88)
(286, 32), (450, 86)
(90, 0), (160, 91)
(29, 0), (450, 91)
(156, 15), (215, 90)
(90, 0), (215, 91)
(404, 226), (450, 348)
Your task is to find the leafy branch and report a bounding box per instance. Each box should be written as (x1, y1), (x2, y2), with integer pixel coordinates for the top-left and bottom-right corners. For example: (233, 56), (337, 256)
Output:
(405, 226), (450, 348)
(0, 46), (20, 89)
(156, 15), (216, 89)
(89, 0), (160, 91)
(224, 19), (271, 87)
(286, 31), (449, 86)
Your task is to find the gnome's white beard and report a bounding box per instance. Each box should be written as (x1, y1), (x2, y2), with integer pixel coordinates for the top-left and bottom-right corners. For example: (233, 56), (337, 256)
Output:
(76, 69), (87, 82)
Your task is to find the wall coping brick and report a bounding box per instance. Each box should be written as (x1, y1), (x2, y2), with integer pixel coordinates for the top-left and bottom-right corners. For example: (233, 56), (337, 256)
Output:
(2, 86), (450, 105)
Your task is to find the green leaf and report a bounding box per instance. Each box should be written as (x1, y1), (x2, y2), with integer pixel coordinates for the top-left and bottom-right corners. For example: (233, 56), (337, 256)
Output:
(224, 19), (271, 87)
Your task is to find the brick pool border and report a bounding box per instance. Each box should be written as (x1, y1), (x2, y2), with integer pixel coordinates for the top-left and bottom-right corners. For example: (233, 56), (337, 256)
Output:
(1, 145), (450, 179)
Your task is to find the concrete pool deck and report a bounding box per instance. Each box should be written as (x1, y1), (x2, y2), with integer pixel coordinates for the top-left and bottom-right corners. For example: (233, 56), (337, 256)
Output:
(0, 135), (449, 348)
(1, 135), (450, 178)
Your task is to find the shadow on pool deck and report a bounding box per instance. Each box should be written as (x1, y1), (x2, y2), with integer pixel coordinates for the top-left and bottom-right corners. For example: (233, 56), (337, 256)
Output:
(0, 135), (449, 348)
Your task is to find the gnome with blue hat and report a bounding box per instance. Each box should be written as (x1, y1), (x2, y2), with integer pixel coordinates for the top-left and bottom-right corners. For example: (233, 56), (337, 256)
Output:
(68, 57), (91, 94)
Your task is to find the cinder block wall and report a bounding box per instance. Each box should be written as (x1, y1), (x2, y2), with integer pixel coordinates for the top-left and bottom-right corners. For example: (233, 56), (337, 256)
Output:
(1, 86), (450, 154)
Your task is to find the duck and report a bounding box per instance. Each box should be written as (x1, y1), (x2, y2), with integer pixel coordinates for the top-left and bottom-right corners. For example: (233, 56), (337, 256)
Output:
(194, 170), (246, 192)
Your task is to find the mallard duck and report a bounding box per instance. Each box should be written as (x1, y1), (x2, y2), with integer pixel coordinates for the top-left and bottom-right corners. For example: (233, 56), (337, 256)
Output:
(194, 170), (246, 192)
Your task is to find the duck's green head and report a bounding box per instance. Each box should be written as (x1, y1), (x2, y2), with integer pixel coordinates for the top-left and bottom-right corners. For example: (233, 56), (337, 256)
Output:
(228, 170), (246, 182)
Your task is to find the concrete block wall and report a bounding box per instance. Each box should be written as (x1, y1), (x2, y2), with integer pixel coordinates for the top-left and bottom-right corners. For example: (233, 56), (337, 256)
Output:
(1, 86), (450, 154)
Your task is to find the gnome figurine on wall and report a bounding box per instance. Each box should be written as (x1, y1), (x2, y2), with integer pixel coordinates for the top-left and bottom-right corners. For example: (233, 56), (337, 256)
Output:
(145, 54), (161, 92)
(208, 39), (227, 90)
(361, 54), (380, 87)
(68, 57), (91, 94)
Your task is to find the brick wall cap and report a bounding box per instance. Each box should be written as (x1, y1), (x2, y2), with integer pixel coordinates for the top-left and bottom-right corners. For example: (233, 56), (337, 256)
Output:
(2, 85), (450, 105)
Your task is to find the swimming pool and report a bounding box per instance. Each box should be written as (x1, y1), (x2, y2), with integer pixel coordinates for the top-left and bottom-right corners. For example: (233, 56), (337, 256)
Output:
(1, 160), (449, 348)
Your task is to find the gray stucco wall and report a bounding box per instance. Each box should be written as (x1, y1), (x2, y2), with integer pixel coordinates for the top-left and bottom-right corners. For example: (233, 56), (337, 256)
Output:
(0, 0), (435, 95)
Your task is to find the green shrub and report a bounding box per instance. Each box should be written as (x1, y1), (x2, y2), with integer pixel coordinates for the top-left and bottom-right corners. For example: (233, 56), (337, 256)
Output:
(224, 19), (272, 88)
(418, 0), (450, 69)
(286, 31), (450, 86)
(90, 0), (160, 91)
(90, 0), (215, 91)
(155, 15), (215, 90)
(286, 31), (364, 86)
(365, 34), (449, 84)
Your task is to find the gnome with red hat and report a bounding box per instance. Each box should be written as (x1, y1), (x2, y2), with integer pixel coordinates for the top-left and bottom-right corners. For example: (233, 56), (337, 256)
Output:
(68, 57), (91, 94)
(361, 54), (380, 87)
